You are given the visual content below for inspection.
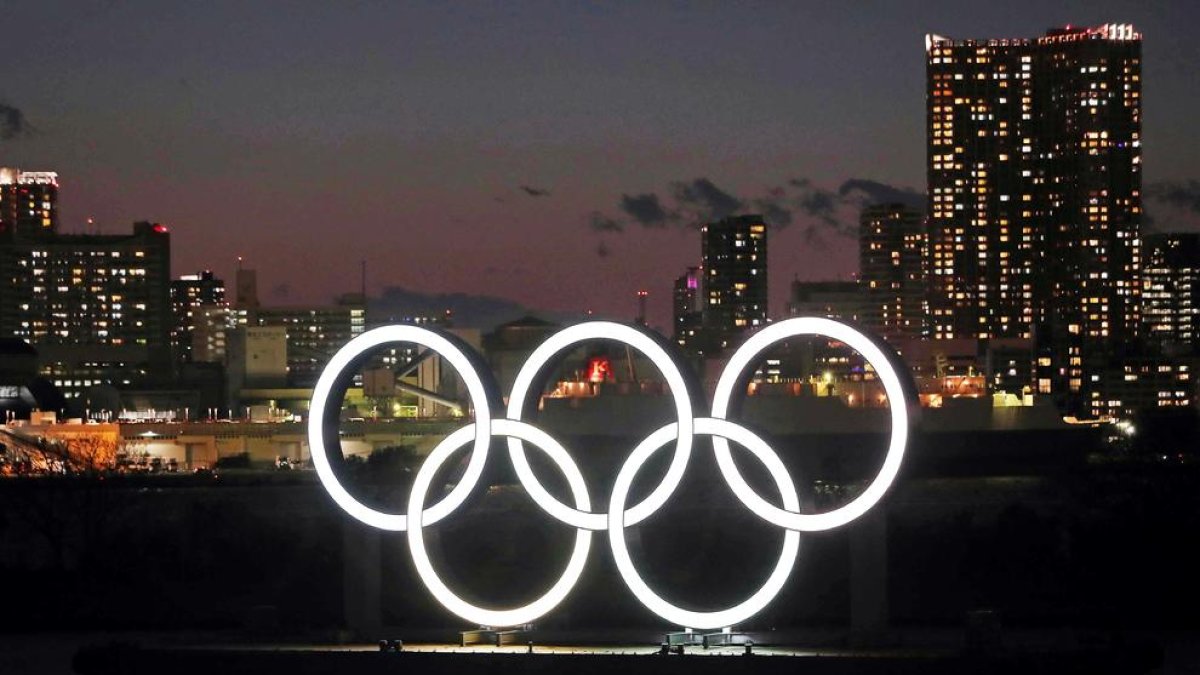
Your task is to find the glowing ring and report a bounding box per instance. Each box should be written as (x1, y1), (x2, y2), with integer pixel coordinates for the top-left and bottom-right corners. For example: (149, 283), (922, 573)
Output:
(608, 417), (801, 630)
(309, 317), (913, 628)
(506, 321), (694, 531)
(308, 325), (495, 531)
(407, 419), (592, 627)
(711, 317), (909, 532)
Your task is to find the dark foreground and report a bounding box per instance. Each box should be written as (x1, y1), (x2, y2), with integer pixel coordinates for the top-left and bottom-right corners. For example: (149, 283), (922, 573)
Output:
(71, 637), (1164, 675)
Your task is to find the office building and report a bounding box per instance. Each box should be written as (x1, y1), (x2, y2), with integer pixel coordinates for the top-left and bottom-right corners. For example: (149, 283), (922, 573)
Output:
(859, 204), (927, 341)
(926, 24), (1143, 410)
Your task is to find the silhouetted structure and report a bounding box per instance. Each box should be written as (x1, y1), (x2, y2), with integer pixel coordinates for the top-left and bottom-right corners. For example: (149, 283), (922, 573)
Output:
(701, 215), (767, 350)
(859, 204), (926, 341)
(170, 270), (227, 364)
(672, 266), (703, 352)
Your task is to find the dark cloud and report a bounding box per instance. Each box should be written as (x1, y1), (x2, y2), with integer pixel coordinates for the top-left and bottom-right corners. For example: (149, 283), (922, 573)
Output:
(271, 283), (291, 300)
(802, 224), (829, 249)
(0, 103), (29, 140)
(588, 211), (623, 233)
(789, 177), (841, 226)
(589, 175), (920, 241)
(519, 185), (551, 197)
(753, 195), (793, 228)
(837, 178), (925, 212)
(1147, 180), (1200, 214)
(620, 193), (672, 228)
(671, 178), (743, 221)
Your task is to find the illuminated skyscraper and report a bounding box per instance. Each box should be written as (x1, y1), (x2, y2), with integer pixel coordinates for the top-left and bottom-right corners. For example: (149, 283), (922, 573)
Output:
(926, 33), (1039, 341)
(926, 24), (1143, 409)
(0, 168), (58, 238)
(701, 215), (767, 349)
(859, 204), (926, 341)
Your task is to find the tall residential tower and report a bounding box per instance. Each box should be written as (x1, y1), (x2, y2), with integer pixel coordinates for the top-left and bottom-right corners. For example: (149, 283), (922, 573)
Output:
(859, 204), (927, 341)
(701, 215), (768, 350)
(926, 24), (1143, 408)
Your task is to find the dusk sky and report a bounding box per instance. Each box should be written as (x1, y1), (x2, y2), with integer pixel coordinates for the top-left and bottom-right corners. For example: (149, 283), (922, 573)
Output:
(4, 1), (1199, 330)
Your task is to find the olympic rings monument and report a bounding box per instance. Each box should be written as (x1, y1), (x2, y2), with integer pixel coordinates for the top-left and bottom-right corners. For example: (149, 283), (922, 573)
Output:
(308, 316), (917, 638)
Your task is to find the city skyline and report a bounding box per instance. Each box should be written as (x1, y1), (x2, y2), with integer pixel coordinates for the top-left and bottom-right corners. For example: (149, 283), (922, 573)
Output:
(0, 7), (1198, 659)
(4, 2), (1200, 330)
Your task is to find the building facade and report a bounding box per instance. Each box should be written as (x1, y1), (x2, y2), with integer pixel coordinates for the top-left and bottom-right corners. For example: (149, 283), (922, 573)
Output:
(1143, 232), (1199, 356)
(926, 24), (1143, 411)
(859, 204), (927, 341)
(249, 294), (367, 387)
(0, 220), (172, 398)
(0, 168), (58, 238)
(787, 280), (864, 323)
(701, 215), (767, 350)
(170, 270), (226, 364)
(926, 34), (1037, 342)
(672, 266), (704, 352)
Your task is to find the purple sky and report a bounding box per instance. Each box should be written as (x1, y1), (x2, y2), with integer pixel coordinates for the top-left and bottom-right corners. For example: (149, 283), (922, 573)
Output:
(4, 1), (1199, 330)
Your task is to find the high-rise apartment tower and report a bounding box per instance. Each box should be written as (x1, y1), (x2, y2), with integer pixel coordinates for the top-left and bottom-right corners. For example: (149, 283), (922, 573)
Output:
(701, 215), (768, 349)
(859, 204), (927, 341)
(927, 24), (1142, 406)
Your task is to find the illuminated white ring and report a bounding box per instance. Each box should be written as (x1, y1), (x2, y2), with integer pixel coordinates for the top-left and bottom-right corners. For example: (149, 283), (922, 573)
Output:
(408, 419), (592, 627)
(507, 321), (694, 531)
(609, 416), (801, 630)
(308, 325), (493, 531)
(711, 317), (909, 532)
